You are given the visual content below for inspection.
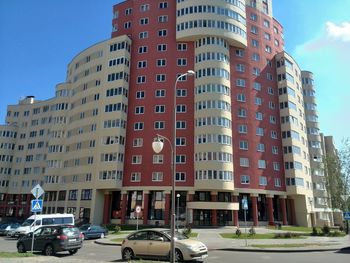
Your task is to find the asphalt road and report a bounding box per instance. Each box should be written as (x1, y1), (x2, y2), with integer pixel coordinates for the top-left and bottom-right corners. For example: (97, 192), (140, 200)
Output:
(1, 236), (350, 263)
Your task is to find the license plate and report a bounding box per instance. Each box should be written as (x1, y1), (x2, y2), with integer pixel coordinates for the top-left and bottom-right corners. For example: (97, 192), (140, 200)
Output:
(201, 254), (208, 259)
(69, 239), (77, 242)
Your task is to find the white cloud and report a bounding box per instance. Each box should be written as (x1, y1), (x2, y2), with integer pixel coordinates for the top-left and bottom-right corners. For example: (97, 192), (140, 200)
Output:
(325, 21), (350, 42)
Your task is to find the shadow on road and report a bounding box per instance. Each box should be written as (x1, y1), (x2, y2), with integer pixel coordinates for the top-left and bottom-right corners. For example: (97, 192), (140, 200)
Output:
(335, 247), (350, 254)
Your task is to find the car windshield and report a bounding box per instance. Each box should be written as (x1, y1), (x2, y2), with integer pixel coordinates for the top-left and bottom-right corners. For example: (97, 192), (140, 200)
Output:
(79, 225), (90, 230)
(21, 219), (34, 227)
(162, 230), (188, 240)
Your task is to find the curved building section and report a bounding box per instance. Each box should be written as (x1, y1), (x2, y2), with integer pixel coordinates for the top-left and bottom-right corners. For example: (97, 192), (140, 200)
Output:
(276, 52), (313, 226)
(302, 71), (331, 226)
(194, 37), (234, 191)
(176, 0), (247, 48)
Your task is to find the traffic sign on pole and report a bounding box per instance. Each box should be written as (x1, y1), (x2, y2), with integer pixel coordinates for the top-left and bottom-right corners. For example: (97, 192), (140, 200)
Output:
(31, 199), (43, 213)
(344, 212), (350, 220)
(31, 184), (44, 199)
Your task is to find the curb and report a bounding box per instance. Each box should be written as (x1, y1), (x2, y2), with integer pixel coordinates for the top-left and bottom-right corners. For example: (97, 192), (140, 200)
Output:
(94, 239), (350, 253)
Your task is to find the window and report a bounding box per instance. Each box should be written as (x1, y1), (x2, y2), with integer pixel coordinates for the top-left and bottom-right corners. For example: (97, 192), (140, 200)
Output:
(137, 60), (147, 68)
(135, 106), (144, 114)
(236, 79), (246, 87)
(236, 49), (244, 57)
(136, 91), (145, 99)
(140, 18), (149, 25)
(157, 59), (166, 67)
(258, 160), (266, 169)
(255, 112), (263, 120)
(140, 4), (149, 11)
(156, 74), (166, 82)
(256, 127), (264, 136)
(238, 108), (247, 118)
(134, 122), (144, 130)
(272, 146), (278, 154)
(275, 178), (281, 187)
(159, 2), (168, 8)
(240, 157), (249, 167)
(176, 172), (186, 181)
(273, 162), (280, 171)
(68, 190), (77, 200)
(176, 121), (186, 129)
(158, 29), (167, 37)
(132, 155), (142, 164)
(152, 172), (163, 181)
(155, 105), (165, 113)
(155, 89), (165, 97)
(157, 44), (167, 51)
(259, 176), (267, 186)
(158, 15), (168, 23)
(153, 155), (163, 164)
(154, 121), (165, 129)
(133, 138), (143, 147)
(139, 31), (148, 39)
(138, 46), (147, 53)
(237, 94), (246, 102)
(238, 124), (247, 134)
(177, 58), (187, 66)
(241, 175), (250, 184)
(131, 173), (141, 182)
(257, 143), (265, 152)
(239, 140), (248, 150)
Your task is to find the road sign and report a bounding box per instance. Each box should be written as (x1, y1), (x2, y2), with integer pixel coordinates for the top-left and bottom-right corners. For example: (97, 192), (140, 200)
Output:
(344, 212), (350, 220)
(31, 199), (43, 213)
(242, 199), (248, 210)
(136, 206), (141, 213)
(31, 184), (44, 199)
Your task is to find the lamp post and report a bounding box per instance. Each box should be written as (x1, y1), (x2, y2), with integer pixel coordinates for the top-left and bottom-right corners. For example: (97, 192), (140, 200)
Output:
(176, 193), (180, 232)
(152, 70), (195, 263)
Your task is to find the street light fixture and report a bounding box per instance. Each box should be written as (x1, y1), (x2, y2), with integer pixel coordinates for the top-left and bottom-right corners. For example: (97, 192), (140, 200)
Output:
(152, 70), (195, 263)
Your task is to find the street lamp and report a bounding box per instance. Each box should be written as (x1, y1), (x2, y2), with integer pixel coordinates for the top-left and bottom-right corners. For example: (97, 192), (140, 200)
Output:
(176, 193), (181, 231)
(152, 70), (195, 263)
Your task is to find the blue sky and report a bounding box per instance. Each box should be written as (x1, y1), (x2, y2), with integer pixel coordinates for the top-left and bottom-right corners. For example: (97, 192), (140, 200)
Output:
(0, 0), (349, 147)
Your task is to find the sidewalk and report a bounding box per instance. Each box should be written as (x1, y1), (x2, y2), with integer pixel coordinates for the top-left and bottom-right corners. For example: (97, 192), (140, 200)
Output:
(95, 226), (350, 252)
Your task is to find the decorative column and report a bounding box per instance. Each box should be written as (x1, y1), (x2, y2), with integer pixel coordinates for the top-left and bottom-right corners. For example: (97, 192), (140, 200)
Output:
(143, 191), (149, 225)
(280, 196), (287, 225)
(164, 192), (171, 226)
(251, 194), (258, 226)
(232, 194), (239, 227)
(120, 192), (128, 225)
(267, 195), (274, 225)
(103, 191), (112, 224)
(290, 198), (296, 225)
(211, 192), (217, 226)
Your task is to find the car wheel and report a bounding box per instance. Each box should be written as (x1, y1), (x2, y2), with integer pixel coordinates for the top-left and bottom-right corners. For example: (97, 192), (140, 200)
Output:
(175, 249), (184, 262)
(69, 249), (78, 255)
(122, 248), (134, 260)
(43, 244), (55, 256)
(17, 242), (26, 253)
(100, 232), (105, 239)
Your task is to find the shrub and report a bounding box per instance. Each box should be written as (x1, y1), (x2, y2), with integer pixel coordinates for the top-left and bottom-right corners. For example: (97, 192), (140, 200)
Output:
(248, 227), (256, 236)
(321, 225), (330, 236)
(182, 224), (192, 238)
(113, 225), (121, 234)
(235, 228), (241, 237)
(311, 227), (318, 236)
(328, 231), (342, 237)
(104, 223), (117, 232)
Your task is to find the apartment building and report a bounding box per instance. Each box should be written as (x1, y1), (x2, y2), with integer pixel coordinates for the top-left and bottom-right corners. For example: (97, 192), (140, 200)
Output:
(0, 0), (334, 227)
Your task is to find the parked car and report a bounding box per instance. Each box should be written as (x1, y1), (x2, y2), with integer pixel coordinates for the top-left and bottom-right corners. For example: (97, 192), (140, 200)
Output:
(79, 224), (108, 240)
(0, 223), (10, 236)
(121, 229), (208, 262)
(1, 223), (20, 236)
(17, 225), (83, 256)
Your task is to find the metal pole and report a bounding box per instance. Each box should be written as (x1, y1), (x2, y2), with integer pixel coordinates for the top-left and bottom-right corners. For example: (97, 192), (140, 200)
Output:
(31, 211), (36, 253)
(177, 194), (180, 232)
(136, 212), (138, 231)
(244, 209), (247, 247)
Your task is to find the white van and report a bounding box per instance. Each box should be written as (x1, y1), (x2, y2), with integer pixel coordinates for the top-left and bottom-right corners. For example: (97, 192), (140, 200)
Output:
(14, 213), (74, 237)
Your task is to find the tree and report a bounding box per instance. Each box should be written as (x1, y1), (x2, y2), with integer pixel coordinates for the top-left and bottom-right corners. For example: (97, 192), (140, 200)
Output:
(338, 139), (350, 211)
(324, 138), (350, 212)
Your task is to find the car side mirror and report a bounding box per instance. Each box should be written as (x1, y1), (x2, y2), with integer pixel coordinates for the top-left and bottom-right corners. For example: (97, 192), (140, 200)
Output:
(157, 237), (164, 242)
(27, 233), (33, 237)
(88, 227), (91, 231)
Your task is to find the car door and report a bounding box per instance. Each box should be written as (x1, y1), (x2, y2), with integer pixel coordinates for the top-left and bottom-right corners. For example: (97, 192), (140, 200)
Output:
(32, 227), (48, 251)
(128, 231), (149, 257)
(147, 231), (170, 258)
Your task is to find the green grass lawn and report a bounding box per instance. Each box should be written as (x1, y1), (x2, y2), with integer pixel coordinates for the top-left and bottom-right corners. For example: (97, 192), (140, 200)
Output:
(251, 243), (335, 248)
(220, 233), (305, 239)
(0, 252), (36, 258)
